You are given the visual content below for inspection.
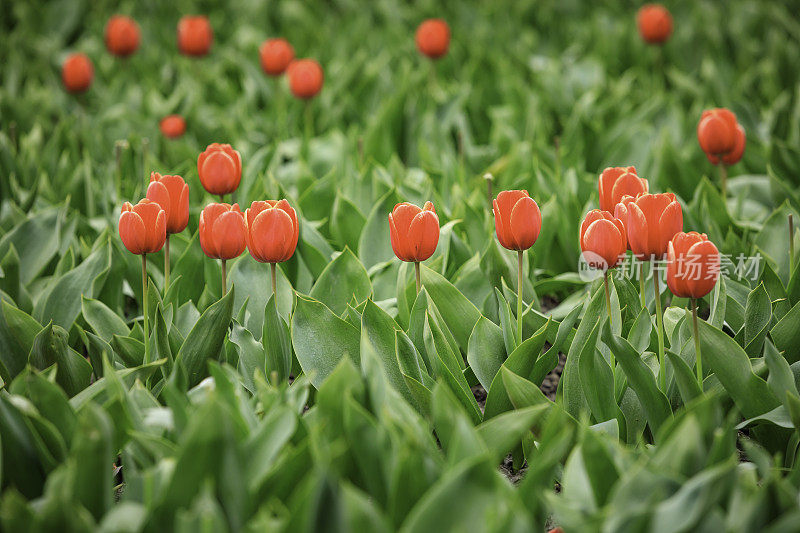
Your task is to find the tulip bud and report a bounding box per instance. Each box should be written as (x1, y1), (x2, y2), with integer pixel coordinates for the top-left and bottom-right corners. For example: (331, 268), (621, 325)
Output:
(119, 199), (166, 255)
(160, 115), (186, 139)
(613, 194), (637, 250)
(199, 203), (247, 260)
(637, 4), (673, 44)
(105, 15), (140, 57)
(197, 143), (242, 196)
(598, 166), (647, 212)
(389, 202), (440, 262)
(62, 53), (93, 93)
(146, 172), (189, 234)
(580, 210), (627, 270)
(245, 200), (300, 263)
(697, 108), (738, 157)
(623, 193), (683, 259)
(666, 232), (720, 299)
(287, 59), (324, 100)
(493, 190), (542, 251)
(415, 19), (450, 59)
(260, 38), (294, 76)
(707, 123), (746, 166)
(177, 15), (213, 57)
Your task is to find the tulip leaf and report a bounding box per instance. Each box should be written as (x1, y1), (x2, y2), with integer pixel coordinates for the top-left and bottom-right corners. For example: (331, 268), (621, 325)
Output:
(310, 247), (372, 316)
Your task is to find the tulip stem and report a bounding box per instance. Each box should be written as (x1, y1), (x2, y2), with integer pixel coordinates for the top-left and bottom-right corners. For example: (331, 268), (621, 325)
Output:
(271, 263), (278, 300)
(790, 214), (795, 274)
(719, 163), (728, 198)
(653, 268), (666, 390)
(604, 270), (615, 368)
(219, 194), (225, 203)
(221, 259), (227, 297)
(414, 262), (421, 295)
(692, 298), (703, 387)
(164, 235), (170, 290)
(141, 254), (149, 365)
(484, 173), (494, 210)
(517, 251), (524, 345)
(639, 260), (647, 309)
(303, 102), (313, 160)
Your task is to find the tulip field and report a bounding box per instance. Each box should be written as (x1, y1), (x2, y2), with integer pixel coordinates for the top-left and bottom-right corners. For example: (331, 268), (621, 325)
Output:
(4, 0), (800, 531)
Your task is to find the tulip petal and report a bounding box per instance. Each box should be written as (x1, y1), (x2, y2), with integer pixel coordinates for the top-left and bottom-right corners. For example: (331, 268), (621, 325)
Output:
(250, 207), (294, 263)
(409, 210), (440, 261)
(213, 211), (247, 260)
(509, 196), (541, 250)
(119, 211), (146, 255)
(145, 180), (171, 225)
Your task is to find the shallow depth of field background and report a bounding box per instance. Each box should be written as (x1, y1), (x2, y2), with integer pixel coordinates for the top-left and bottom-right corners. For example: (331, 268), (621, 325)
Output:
(3, 0), (800, 532)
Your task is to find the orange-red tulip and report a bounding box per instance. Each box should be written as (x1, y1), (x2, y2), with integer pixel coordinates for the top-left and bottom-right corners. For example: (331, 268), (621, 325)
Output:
(708, 123), (746, 166)
(287, 59), (323, 99)
(119, 199), (166, 255)
(415, 19), (450, 59)
(613, 194), (638, 250)
(260, 38), (294, 76)
(697, 108), (739, 158)
(146, 172), (189, 234)
(177, 15), (212, 57)
(667, 232), (720, 299)
(245, 200), (299, 263)
(580, 210), (627, 270)
(197, 143), (241, 196)
(389, 202), (440, 262)
(105, 15), (140, 57)
(637, 4), (673, 44)
(493, 190), (542, 251)
(160, 115), (186, 138)
(199, 203), (247, 260)
(62, 53), (93, 93)
(624, 193), (683, 259)
(598, 166), (648, 212)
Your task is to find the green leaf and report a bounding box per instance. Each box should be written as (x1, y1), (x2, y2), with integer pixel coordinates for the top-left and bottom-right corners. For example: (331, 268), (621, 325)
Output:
(263, 295), (292, 382)
(603, 321), (672, 436)
(743, 283), (771, 356)
(81, 295), (128, 342)
(771, 300), (800, 363)
(666, 351), (702, 405)
(476, 405), (549, 464)
(230, 321), (265, 393)
(0, 206), (64, 285)
(173, 288), (235, 388)
(466, 316), (506, 391)
(697, 319), (780, 418)
(310, 247), (372, 316)
(578, 322), (616, 423)
(420, 265), (481, 351)
(70, 403), (114, 520)
(28, 322), (91, 396)
(0, 299), (41, 382)
(563, 287), (605, 418)
(292, 294), (361, 388)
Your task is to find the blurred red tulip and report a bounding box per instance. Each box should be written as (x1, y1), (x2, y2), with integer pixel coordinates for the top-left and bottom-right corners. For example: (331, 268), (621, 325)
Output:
(260, 38), (294, 76)
(105, 15), (140, 57)
(287, 59), (324, 99)
(160, 115), (186, 138)
(177, 15), (212, 56)
(62, 53), (93, 93)
(637, 4), (673, 44)
(697, 108), (739, 158)
(197, 143), (241, 196)
(416, 19), (450, 59)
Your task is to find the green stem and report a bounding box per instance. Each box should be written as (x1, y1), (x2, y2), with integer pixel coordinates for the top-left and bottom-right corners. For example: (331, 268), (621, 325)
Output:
(303, 102), (313, 160)
(517, 251), (524, 345)
(414, 262), (421, 294)
(164, 235), (170, 290)
(639, 260), (646, 309)
(692, 298), (702, 387)
(790, 214), (795, 274)
(653, 267), (666, 390)
(484, 173), (494, 210)
(142, 254), (149, 364)
(221, 259), (227, 297)
(271, 262), (278, 300)
(719, 163), (728, 198)
(604, 270), (615, 368)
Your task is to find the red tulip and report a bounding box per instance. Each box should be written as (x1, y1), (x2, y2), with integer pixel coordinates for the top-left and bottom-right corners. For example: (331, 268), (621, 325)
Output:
(119, 199), (166, 255)
(415, 19), (450, 59)
(697, 108), (739, 158)
(62, 53), (93, 93)
(580, 210), (627, 270)
(160, 115), (186, 139)
(613, 194), (638, 250)
(245, 200), (299, 263)
(389, 202), (440, 262)
(493, 190), (542, 251)
(105, 15), (140, 57)
(197, 143), (241, 196)
(708, 123), (746, 166)
(624, 193), (683, 259)
(260, 38), (294, 76)
(177, 15), (212, 57)
(667, 232), (720, 299)
(637, 4), (673, 44)
(287, 59), (324, 99)
(598, 166), (648, 212)
(146, 172), (189, 234)
(199, 203), (247, 260)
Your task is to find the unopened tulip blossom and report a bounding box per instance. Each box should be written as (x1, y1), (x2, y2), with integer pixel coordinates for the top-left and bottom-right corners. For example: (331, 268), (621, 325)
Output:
(697, 108), (746, 195)
(493, 190), (542, 344)
(389, 201), (440, 295)
(146, 172), (189, 288)
(197, 143), (241, 200)
(415, 19), (450, 59)
(200, 203), (247, 296)
(62, 53), (93, 93)
(119, 198), (166, 367)
(598, 166), (647, 212)
(105, 15), (140, 57)
(245, 200), (300, 300)
(178, 15), (212, 57)
(160, 115), (186, 139)
(667, 232), (720, 383)
(637, 4), (673, 45)
(580, 209), (627, 332)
